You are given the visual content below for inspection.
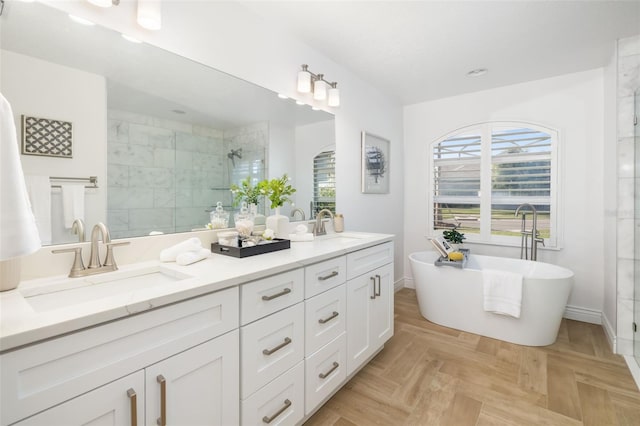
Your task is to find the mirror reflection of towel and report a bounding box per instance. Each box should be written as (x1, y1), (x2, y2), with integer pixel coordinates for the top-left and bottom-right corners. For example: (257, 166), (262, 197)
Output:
(24, 176), (52, 245)
(61, 184), (85, 229)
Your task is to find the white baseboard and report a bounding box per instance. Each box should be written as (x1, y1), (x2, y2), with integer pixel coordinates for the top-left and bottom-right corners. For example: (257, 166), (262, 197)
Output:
(394, 277), (405, 292)
(624, 355), (640, 392)
(403, 277), (415, 289)
(563, 305), (602, 325)
(601, 313), (617, 353)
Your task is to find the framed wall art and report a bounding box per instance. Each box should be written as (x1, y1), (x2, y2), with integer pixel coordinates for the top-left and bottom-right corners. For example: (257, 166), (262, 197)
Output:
(361, 131), (390, 194)
(21, 115), (73, 158)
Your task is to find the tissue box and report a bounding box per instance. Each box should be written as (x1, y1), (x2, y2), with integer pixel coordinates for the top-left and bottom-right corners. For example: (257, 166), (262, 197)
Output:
(210, 238), (290, 258)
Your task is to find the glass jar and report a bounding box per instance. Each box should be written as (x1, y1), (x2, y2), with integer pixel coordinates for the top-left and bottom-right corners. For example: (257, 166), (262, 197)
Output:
(209, 201), (229, 229)
(234, 202), (254, 237)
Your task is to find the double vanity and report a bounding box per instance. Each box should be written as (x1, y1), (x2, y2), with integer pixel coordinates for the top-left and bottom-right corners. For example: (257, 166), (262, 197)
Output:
(0, 232), (394, 425)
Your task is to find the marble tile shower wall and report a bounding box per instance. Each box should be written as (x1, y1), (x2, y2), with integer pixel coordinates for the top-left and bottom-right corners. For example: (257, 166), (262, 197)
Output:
(616, 35), (640, 355)
(107, 111), (265, 238)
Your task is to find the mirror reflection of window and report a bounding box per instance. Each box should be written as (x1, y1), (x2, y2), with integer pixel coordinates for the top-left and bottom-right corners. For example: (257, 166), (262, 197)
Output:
(313, 150), (336, 216)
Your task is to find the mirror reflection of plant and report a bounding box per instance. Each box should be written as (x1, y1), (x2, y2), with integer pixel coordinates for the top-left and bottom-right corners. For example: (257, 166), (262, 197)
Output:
(264, 174), (296, 210)
(230, 177), (262, 207)
(442, 228), (466, 244)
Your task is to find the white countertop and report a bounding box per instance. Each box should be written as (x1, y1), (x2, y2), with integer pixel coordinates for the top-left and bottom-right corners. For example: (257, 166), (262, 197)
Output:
(0, 232), (393, 352)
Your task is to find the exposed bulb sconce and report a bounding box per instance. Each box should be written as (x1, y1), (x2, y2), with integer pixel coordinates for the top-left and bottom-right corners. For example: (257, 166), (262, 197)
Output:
(137, 0), (162, 31)
(297, 64), (340, 107)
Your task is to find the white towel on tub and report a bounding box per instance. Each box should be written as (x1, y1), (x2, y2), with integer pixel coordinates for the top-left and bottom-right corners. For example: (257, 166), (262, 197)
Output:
(483, 268), (523, 318)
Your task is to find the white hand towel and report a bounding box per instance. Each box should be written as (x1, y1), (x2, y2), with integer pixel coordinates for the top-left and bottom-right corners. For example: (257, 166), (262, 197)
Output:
(176, 248), (210, 266)
(159, 237), (203, 262)
(61, 184), (85, 229)
(0, 93), (41, 259)
(24, 175), (52, 245)
(483, 268), (523, 318)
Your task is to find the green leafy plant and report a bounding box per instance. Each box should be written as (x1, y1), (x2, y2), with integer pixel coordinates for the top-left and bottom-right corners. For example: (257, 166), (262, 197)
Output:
(230, 177), (261, 207)
(442, 228), (466, 244)
(264, 174), (296, 210)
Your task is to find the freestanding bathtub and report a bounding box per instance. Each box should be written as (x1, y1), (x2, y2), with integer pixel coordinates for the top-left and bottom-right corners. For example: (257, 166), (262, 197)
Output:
(408, 251), (574, 346)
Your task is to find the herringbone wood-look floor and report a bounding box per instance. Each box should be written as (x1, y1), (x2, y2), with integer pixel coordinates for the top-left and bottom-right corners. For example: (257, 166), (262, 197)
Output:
(305, 288), (640, 426)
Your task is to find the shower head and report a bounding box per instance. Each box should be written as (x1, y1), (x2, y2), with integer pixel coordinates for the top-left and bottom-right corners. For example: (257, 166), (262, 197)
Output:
(227, 148), (242, 168)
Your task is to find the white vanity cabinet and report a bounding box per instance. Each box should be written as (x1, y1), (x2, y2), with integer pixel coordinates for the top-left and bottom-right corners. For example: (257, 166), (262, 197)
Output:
(346, 242), (394, 375)
(1, 287), (239, 426)
(303, 256), (348, 415)
(239, 269), (306, 425)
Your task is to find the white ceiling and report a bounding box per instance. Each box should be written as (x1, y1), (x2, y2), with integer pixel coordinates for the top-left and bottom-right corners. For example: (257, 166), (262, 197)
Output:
(240, 0), (640, 105)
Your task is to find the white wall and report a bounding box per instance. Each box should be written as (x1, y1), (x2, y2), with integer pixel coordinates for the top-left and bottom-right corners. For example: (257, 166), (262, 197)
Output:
(1, 50), (107, 244)
(404, 69), (605, 314)
(39, 0), (405, 281)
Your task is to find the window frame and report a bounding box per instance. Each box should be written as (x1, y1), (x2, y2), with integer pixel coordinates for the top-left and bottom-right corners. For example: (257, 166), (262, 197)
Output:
(428, 121), (560, 248)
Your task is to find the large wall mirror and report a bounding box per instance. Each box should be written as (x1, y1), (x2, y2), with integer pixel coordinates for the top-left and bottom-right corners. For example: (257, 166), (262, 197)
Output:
(1, 1), (335, 245)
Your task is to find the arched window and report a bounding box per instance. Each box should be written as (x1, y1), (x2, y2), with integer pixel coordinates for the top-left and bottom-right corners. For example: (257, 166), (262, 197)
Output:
(430, 122), (559, 247)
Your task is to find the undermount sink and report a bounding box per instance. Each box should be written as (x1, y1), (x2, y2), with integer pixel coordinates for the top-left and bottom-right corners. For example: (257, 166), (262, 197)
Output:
(20, 265), (194, 313)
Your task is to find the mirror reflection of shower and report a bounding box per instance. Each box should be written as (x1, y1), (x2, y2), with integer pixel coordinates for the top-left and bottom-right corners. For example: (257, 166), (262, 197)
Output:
(227, 148), (243, 168)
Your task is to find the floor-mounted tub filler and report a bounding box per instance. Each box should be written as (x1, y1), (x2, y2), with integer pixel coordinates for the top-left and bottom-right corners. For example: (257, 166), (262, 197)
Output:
(409, 251), (574, 346)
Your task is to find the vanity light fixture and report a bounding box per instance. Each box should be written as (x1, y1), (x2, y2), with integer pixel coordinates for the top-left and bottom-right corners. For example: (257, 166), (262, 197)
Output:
(297, 64), (340, 107)
(137, 0), (162, 31)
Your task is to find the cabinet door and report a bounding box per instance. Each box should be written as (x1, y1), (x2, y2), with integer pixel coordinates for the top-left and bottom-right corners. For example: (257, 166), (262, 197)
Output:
(346, 263), (394, 376)
(346, 271), (376, 375)
(371, 263), (394, 349)
(145, 330), (239, 426)
(15, 371), (144, 426)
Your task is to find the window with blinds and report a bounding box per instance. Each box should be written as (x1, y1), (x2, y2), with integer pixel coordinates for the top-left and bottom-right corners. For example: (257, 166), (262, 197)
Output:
(313, 150), (336, 215)
(431, 123), (557, 246)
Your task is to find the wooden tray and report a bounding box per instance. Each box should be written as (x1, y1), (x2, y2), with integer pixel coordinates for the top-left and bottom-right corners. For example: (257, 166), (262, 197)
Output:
(210, 238), (290, 258)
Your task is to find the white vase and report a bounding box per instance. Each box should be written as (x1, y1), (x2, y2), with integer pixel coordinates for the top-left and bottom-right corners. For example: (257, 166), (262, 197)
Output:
(266, 207), (289, 239)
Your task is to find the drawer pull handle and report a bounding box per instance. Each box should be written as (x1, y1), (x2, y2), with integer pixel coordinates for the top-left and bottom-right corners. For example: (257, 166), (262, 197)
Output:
(127, 388), (138, 426)
(262, 287), (292, 301)
(262, 399), (291, 424)
(375, 274), (381, 297)
(156, 375), (166, 426)
(318, 311), (339, 324)
(318, 271), (338, 281)
(370, 276), (376, 299)
(319, 362), (340, 379)
(263, 337), (292, 355)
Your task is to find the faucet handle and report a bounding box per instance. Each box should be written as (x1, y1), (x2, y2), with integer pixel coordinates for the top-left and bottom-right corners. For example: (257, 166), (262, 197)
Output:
(52, 246), (86, 277)
(103, 241), (130, 268)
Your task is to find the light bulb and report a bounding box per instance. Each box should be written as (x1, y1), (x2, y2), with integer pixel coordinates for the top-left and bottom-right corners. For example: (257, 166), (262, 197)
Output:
(328, 83), (340, 107)
(313, 75), (327, 101)
(137, 0), (162, 31)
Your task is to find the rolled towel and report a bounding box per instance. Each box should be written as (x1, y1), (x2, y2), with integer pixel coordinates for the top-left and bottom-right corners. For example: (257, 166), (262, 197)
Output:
(176, 248), (210, 266)
(159, 237), (202, 262)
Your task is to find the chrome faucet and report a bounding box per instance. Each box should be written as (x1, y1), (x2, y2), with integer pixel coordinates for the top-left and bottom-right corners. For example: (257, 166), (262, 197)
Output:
(290, 207), (306, 221)
(314, 209), (334, 236)
(53, 222), (129, 278)
(514, 204), (544, 261)
(71, 218), (86, 242)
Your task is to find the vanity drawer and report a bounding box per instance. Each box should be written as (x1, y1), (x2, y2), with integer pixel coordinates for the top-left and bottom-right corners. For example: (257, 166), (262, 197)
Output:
(0, 287), (239, 426)
(240, 302), (305, 398)
(304, 284), (346, 356)
(241, 361), (305, 426)
(305, 333), (347, 415)
(346, 241), (394, 280)
(240, 269), (304, 325)
(305, 256), (347, 298)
